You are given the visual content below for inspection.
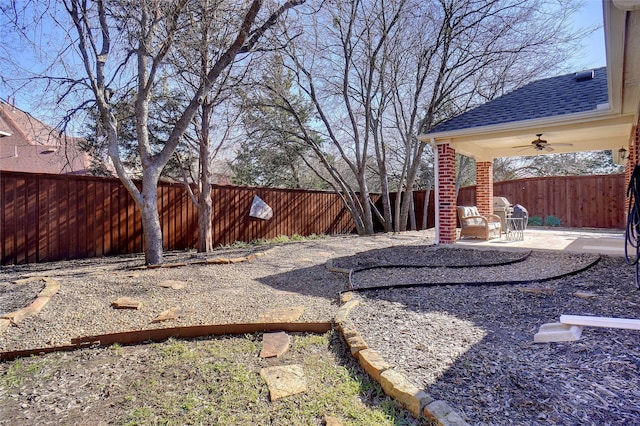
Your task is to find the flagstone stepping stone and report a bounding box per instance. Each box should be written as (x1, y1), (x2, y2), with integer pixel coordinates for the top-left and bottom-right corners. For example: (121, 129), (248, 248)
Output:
(0, 318), (10, 332)
(112, 297), (142, 309)
(152, 307), (193, 323)
(0, 277), (61, 329)
(162, 262), (187, 268)
(260, 332), (290, 358)
(207, 257), (231, 264)
(574, 291), (597, 299)
(257, 306), (304, 323)
(260, 364), (307, 401)
(157, 280), (186, 290)
(324, 415), (344, 426)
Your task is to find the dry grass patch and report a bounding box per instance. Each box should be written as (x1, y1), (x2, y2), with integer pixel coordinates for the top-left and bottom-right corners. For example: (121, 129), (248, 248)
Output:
(0, 331), (429, 425)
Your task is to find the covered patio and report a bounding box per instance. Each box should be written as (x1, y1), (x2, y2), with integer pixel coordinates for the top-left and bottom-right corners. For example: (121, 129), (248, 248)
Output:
(420, 0), (640, 244)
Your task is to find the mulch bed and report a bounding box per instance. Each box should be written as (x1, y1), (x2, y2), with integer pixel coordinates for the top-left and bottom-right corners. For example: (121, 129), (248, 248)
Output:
(343, 247), (640, 425)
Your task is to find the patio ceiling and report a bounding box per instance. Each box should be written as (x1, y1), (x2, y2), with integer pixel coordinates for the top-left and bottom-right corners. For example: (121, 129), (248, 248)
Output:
(419, 1), (640, 162)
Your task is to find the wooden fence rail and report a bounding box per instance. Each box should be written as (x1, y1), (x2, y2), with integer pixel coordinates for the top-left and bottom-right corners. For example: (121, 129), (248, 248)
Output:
(0, 172), (626, 265)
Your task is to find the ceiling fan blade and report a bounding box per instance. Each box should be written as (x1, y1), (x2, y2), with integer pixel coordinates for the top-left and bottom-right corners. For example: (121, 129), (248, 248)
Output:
(544, 146), (554, 152)
(511, 145), (533, 148)
(547, 143), (573, 147)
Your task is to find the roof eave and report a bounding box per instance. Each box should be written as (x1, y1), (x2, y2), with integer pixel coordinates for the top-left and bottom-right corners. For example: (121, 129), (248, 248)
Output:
(418, 106), (624, 143)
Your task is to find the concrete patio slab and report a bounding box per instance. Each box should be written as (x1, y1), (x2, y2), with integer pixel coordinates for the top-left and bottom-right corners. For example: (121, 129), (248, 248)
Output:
(454, 227), (626, 256)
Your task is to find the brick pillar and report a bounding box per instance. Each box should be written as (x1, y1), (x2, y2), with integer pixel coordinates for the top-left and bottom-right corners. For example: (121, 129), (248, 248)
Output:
(625, 122), (639, 224)
(436, 143), (457, 244)
(476, 161), (494, 216)
(625, 123), (638, 185)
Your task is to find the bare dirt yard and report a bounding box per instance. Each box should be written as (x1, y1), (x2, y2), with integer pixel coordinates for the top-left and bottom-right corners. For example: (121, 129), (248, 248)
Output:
(1, 231), (639, 425)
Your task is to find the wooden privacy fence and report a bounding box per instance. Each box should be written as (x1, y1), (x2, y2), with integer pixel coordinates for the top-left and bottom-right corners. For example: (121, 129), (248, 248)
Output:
(0, 172), (626, 265)
(456, 174), (626, 229)
(1, 171), (354, 265)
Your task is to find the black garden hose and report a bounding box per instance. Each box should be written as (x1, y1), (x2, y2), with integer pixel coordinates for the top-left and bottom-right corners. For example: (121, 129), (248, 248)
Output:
(625, 164), (640, 289)
(347, 253), (600, 292)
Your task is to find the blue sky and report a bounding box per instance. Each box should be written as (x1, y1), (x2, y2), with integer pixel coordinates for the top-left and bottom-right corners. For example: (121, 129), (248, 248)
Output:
(569, 0), (606, 69)
(1, 0), (608, 127)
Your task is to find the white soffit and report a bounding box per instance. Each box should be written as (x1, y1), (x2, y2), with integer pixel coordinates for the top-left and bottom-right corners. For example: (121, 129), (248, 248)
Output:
(437, 112), (633, 161)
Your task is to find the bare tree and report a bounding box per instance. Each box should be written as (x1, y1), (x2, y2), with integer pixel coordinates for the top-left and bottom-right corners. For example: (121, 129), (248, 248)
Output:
(277, 0), (580, 234)
(167, 2), (250, 253)
(5, 0), (304, 264)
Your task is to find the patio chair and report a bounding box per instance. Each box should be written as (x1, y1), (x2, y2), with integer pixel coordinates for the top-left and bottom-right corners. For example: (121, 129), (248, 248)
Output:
(457, 206), (502, 240)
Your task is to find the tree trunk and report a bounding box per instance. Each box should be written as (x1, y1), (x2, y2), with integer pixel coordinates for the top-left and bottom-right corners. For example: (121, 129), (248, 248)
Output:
(409, 193), (416, 231)
(421, 183), (432, 230)
(358, 175), (375, 234)
(198, 184), (213, 252)
(140, 177), (164, 265)
(198, 102), (214, 252)
(398, 142), (429, 231)
(378, 165), (393, 233)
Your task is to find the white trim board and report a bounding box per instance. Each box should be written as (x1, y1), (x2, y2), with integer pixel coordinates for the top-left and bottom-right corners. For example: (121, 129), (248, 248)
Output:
(560, 315), (640, 330)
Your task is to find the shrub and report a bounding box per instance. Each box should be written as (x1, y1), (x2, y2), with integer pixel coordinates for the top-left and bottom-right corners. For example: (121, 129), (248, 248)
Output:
(544, 215), (562, 227)
(528, 216), (543, 226)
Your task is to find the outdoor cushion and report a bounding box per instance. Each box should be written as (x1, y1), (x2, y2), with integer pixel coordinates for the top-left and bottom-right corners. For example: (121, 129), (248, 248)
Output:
(457, 205), (502, 240)
(460, 206), (483, 226)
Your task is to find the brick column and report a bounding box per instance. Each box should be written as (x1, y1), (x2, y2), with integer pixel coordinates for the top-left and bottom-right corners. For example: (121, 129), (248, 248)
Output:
(476, 161), (494, 216)
(625, 123), (638, 185)
(436, 143), (457, 244)
(625, 122), (639, 224)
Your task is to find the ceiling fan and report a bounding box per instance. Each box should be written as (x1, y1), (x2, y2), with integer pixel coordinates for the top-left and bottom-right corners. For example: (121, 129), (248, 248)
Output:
(512, 134), (573, 152)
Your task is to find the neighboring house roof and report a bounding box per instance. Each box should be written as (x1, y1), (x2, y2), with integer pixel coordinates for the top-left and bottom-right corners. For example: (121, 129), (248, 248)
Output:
(0, 100), (90, 175)
(428, 67), (608, 134)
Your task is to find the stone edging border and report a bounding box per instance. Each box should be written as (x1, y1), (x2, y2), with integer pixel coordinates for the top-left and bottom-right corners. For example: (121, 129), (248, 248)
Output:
(0, 277), (61, 334)
(334, 292), (469, 426)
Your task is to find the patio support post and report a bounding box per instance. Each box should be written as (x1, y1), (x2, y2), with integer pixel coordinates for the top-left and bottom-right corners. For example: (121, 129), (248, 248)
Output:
(476, 161), (494, 216)
(436, 143), (457, 244)
(625, 121), (639, 222)
(626, 120), (639, 178)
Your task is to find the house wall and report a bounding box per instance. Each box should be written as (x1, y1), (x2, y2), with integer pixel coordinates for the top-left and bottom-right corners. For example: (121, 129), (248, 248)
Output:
(0, 101), (90, 175)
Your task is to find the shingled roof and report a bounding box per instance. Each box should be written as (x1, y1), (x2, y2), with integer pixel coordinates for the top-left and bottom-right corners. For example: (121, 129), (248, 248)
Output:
(0, 100), (90, 175)
(427, 67), (608, 134)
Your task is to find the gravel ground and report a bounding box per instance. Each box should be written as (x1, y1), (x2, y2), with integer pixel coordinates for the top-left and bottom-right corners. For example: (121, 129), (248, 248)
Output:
(0, 233), (431, 352)
(1, 231), (640, 425)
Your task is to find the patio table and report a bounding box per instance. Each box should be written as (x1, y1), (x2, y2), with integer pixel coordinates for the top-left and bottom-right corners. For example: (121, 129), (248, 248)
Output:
(505, 217), (524, 241)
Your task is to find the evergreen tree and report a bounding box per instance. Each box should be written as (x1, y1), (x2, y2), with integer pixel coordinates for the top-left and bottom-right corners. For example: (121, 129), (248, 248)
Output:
(230, 56), (328, 189)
